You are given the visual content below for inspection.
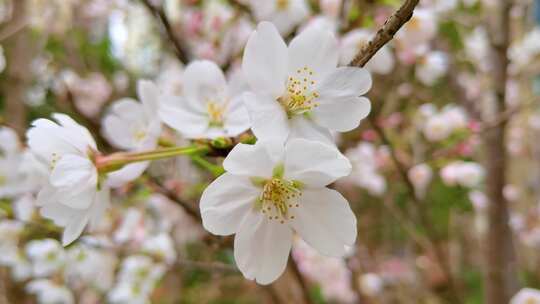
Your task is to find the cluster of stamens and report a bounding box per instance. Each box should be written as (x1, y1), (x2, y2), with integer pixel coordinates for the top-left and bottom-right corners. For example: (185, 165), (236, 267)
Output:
(258, 178), (301, 223)
(206, 101), (226, 127)
(276, 0), (290, 10)
(50, 152), (61, 170)
(278, 66), (320, 117)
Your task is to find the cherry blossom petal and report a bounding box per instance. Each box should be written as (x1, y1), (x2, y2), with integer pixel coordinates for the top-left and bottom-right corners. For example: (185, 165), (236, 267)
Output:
(50, 155), (96, 189)
(200, 173), (260, 235)
(137, 80), (159, 117)
(312, 96), (371, 132)
(284, 139), (351, 187)
(288, 115), (334, 144)
(159, 95), (208, 138)
(243, 92), (289, 143)
(242, 22), (288, 98)
(223, 96), (251, 137)
(223, 141), (283, 178)
(234, 210), (292, 284)
(288, 25), (339, 79)
(315, 67), (372, 101)
(290, 188), (357, 257)
(183, 60), (228, 108)
(106, 162), (149, 188)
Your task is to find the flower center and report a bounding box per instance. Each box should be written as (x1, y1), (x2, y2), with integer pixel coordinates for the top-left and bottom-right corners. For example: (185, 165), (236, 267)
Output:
(133, 129), (147, 142)
(257, 177), (302, 223)
(50, 152), (61, 170)
(278, 66), (320, 118)
(206, 101), (226, 127)
(276, 0), (289, 10)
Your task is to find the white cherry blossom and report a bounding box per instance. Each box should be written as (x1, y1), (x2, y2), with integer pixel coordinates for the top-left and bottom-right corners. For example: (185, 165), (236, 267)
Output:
(26, 114), (110, 245)
(26, 279), (74, 304)
(249, 0), (310, 35)
(510, 288), (540, 304)
(103, 80), (162, 187)
(159, 60), (250, 139)
(200, 139), (356, 284)
(25, 239), (66, 277)
(242, 22), (371, 144)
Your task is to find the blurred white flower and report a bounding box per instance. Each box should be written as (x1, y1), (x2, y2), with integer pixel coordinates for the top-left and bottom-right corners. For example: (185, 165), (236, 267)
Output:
(142, 233), (177, 264)
(510, 288), (540, 304)
(340, 29), (394, 75)
(108, 255), (166, 304)
(159, 60), (251, 139)
(415, 51), (448, 86)
(465, 27), (491, 72)
(113, 207), (144, 244)
(0, 127), (34, 198)
(344, 142), (387, 196)
(509, 27), (540, 72)
(25, 238), (66, 277)
(359, 272), (384, 297)
(293, 238), (356, 303)
(440, 161), (484, 188)
(200, 139), (355, 284)
(242, 22), (371, 144)
(27, 114), (110, 245)
(65, 245), (117, 291)
(103, 80), (162, 187)
(423, 114), (453, 142)
(62, 71), (112, 118)
(26, 279), (74, 304)
(408, 163), (432, 199)
(249, 0), (310, 35)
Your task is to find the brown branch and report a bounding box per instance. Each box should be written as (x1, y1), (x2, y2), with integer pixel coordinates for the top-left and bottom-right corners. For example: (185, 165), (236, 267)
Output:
(481, 0), (519, 302)
(348, 0), (420, 67)
(140, 0), (190, 64)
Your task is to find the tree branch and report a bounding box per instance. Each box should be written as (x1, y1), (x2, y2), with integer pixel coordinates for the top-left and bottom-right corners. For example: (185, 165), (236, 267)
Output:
(481, 0), (519, 302)
(348, 0), (420, 67)
(140, 0), (190, 64)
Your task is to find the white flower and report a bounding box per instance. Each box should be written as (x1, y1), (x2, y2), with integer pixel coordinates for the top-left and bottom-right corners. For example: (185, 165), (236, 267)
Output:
(242, 22), (371, 144)
(113, 207), (144, 244)
(408, 163), (432, 199)
(65, 245), (117, 291)
(0, 127), (32, 198)
(510, 288), (540, 304)
(340, 29), (394, 75)
(344, 143), (386, 196)
(415, 51), (448, 86)
(200, 139), (356, 284)
(249, 0), (310, 35)
(108, 255), (166, 304)
(142, 233), (177, 264)
(423, 114), (452, 142)
(359, 273), (384, 296)
(103, 80), (162, 187)
(26, 279), (74, 304)
(159, 60), (251, 139)
(440, 161), (484, 188)
(25, 238), (66, 277)
(26, 114), (110, 245)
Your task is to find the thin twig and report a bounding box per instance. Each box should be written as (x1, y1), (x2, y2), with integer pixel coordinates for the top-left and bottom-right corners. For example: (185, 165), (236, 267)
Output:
(349, 0), (420, 67)
(140, 0), (190, 63)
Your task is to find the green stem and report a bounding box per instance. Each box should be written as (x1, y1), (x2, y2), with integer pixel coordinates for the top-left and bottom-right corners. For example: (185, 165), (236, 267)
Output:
(191, 155), (225, 177)
(97, 145), (210, 173)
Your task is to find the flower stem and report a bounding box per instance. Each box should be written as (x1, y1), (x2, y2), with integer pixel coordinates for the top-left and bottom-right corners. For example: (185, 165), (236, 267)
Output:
(96, 145), (210, 173)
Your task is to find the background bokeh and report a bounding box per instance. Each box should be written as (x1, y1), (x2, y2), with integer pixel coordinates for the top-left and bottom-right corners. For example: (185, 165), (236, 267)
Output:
(1, 0), (540, 303)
